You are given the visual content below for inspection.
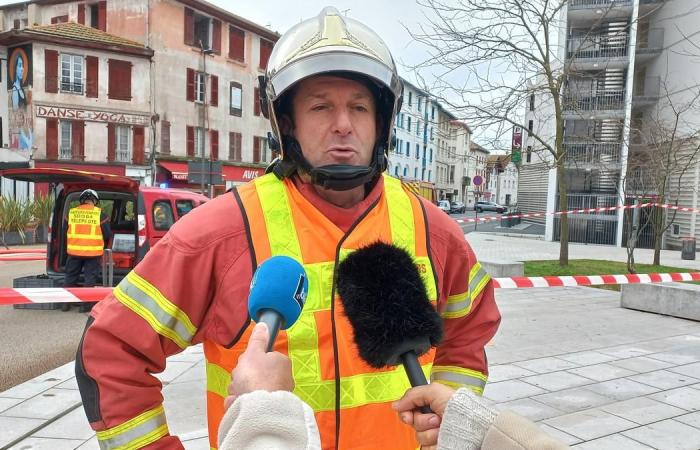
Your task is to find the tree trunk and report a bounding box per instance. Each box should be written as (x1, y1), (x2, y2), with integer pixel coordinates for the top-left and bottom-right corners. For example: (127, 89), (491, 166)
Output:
(653, 206), (663, 265)
(557, 161), (569, 266)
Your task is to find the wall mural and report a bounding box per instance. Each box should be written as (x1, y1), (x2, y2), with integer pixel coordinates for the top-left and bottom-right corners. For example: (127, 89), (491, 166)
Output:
(8, 44), (33, 150)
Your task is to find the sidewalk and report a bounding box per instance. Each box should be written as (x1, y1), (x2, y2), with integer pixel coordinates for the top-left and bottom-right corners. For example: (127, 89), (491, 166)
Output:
(3, 287), (700, 449)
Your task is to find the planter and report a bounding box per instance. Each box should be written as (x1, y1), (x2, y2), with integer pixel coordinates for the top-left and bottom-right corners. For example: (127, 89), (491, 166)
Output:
(1, 229), (36, 246)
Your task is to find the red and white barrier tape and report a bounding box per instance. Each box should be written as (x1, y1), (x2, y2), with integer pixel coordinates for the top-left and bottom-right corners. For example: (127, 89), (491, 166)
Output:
(0, 249), (47, 262)
(2, 272), (700, 305)
(456, 202), (700, 224)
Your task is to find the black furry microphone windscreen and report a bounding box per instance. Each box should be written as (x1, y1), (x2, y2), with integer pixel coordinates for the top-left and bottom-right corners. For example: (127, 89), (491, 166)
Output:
(336, 241), (443, 368)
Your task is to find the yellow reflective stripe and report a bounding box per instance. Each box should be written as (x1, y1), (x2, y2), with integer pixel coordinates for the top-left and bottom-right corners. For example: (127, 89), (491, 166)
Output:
(96, 405), (169, 450)
(431, 365), (487, 394)
(301, 262), (335, 312)
(67, 232), (103, 239)
(66, 244), (104, 251)
(206, 362), (231, 398)
(114, 271), (197, 349)
(384, 174), (416, 254)
(255, 175), (303, 259)
(434, 379), (484, 396)
(442, 262), (491, 319)
(415, 255), (437, 302)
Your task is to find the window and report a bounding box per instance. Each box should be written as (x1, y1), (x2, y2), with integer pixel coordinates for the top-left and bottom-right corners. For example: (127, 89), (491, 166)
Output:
(195, 127), (205, 157)
(229, 26), (245, 61)
(526, 145), (532, 163)
(418, 97), (422, 111)
(672, 223), (681, 236)
(194, 13), (212, 49)
(415, 143), (419, 159)
(430, 127), (433, 141)
(108, 59), (132, 100)
(528, 119), (533, 133)
(394, 166), (399, 176)
(60, 54), (83, 94)
(529, 93), (535, 111)
(431, 106), (435, 119)
(254, 87), (261, 116)
(429, 148), (433, 162)
(88, 2), (105, 31)
(152, 201), (175, 231)
(414, 168), (418, 178)
(259, 39), (274, 70)
(195, 72), (205, 103)
(417, 120), (421, 136)
(407, 116), (411, 132)
(59, 121), (72, 159)
(254, 135), (269, 162)
(403, 167), (407, 177)
(175, 200), (195, 217)
(115, 125), (131, 162)
(230, 82), (242, 116)
(51, 15), (68, 24)
(408, 91), (412, 107)
(428, 170), (431, 181)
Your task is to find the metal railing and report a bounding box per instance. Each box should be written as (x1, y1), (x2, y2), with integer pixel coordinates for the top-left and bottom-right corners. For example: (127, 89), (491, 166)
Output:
(59, 147), (72, 160)
(567, 35), (629, 59)
(564, 141), (622, 165)
(569, 0), (632, 7)
(563, 89), (625, 111)
(553, 193), (620, 244)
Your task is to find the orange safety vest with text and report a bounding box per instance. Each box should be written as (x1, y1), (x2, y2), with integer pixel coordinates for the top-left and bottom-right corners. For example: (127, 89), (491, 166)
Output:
(66, 204), (104, 257)
(204, 174), (439, 450)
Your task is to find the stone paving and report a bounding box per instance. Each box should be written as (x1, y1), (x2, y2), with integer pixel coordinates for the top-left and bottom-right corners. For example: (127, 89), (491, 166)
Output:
(2, 287), (700, 448)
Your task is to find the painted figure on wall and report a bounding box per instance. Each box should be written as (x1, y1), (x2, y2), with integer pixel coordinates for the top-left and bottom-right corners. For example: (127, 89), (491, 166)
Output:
(7, 45), (34, 151)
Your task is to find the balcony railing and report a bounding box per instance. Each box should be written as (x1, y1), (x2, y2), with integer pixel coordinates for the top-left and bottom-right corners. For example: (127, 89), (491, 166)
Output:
(569, 0), (632, 8)
(567, 35), (629, 59)
(564, 141), (622, 166)
(563, 89), (625, 111)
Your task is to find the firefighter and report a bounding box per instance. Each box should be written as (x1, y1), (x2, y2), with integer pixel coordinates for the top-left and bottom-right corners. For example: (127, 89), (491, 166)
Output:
(75, 7), (500, 450)
(64, 189), (110, 312)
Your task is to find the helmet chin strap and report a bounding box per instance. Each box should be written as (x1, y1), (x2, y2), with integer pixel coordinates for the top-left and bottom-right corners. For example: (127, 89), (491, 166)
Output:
(276, 135), (385, 192)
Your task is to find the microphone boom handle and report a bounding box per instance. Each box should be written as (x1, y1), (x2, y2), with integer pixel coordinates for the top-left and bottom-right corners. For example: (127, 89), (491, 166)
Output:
(258, 310), (282, 352)
(400, 350), (432, 414)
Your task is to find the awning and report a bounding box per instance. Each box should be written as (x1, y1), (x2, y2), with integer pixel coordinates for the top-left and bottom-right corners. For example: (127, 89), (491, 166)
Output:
(158, 161), (188, 181)
(158, 161), (264, 184)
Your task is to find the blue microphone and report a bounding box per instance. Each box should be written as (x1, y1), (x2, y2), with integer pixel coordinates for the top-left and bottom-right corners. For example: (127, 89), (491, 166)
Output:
(248, 255), (309, 352)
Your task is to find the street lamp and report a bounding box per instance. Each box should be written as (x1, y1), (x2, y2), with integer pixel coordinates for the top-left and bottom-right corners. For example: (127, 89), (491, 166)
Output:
(199, 40), (214, 197)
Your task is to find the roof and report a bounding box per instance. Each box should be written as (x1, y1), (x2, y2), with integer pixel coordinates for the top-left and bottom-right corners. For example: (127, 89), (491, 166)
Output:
(450, 120), (472, 133)
(486, 154), (511, 169)
(26, 22), (145, 48)
(470, 142), (490, 154)
(0, 22), (153, 57)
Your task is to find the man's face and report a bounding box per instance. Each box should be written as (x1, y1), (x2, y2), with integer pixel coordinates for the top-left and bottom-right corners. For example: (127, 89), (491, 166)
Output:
(287, 75), (377, 168)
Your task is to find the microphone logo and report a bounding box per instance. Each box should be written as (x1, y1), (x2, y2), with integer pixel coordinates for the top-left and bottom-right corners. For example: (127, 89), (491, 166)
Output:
(293, 274), (307, 310)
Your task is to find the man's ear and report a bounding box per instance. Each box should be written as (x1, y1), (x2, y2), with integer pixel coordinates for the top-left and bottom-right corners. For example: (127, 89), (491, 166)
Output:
(279, 115), (294, 136)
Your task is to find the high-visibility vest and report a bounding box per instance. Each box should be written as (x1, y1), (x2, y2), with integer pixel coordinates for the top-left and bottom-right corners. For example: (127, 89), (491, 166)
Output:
(66, 204), (104, 257)
(204, 174), (438, 450)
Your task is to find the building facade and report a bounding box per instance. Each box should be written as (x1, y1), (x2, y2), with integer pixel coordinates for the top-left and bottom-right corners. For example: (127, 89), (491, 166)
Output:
(466, 141), (489, 207)
(485, 154), (518, 207)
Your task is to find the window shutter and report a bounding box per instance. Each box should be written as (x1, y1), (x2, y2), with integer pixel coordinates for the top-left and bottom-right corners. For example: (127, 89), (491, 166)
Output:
(254, 87), (260, 116)
(210, 130), (219, 161)
(253, 136), (260, 162)
(78, 4), (85, 24)
(186, 68), (195, 102)
(46, 118), (58, 160)
(97, 1), (106, 32)
(184, 7), (194, 46)
(160, 121), (170, 155)
(108, 59), (132, 100)
(45, 49), (58, 93)
(228, 26), (245, 61)
(210, 75), (218, 107)
(107, 123), (115, 162)
(212, 19), (221, 54)
(72, 121), (85, 161)
(259, 39), (273, 70)
(186, 126), (194, 157)
(86, 56), (98, 98)
(133, 126), (145, 165)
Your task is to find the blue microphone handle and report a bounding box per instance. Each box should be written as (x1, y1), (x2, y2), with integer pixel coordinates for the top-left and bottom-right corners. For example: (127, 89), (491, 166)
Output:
(258, 309), (283, 352)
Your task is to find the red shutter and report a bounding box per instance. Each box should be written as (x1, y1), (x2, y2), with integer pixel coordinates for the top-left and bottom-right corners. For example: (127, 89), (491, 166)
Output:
(186, 126), (194, 157)
(184, 7), (194, 46)
(107, 123), (115, 162)
(133, 126), (145, 165)
(210, 130), (219, 161)
(46, 118), (58, 160)
(254, 87), (261, 116)
(212, 19), (221, 54)
(259, 39), (272, 70)
(228, 26), (245, 61)
(72, 121), (85, 161)
(97, 1), (106, 32)
(210, 75), (218, 107)
(45, 50), (58, 93)
(186, 68), (195, 102)
(253, 136), (260, 162)
(86, 56), (98, 98)
(78, 4), (85, 24)
(108, 59), (132, 100)
(160, 121), (170, 155)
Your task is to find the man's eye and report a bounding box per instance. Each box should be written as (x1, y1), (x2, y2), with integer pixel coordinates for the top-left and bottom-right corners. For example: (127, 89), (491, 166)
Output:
(312, 104), (328, 111)
(354, 105), (369, 112)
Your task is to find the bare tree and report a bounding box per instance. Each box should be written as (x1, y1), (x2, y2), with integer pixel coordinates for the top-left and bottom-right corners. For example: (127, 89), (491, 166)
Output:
(411, 0), (652, 266)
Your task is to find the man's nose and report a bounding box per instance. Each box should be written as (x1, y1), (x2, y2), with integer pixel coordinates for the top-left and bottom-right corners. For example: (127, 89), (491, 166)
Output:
(331, 108), (353, 135)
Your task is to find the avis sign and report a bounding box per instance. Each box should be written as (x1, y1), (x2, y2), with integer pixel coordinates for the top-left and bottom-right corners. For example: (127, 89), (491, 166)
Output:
(35, 105), (150, 126)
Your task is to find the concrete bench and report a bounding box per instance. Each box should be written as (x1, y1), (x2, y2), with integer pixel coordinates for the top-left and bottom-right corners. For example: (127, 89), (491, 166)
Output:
(480, 260), (524, 278)
(621, 282), (700, 321)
